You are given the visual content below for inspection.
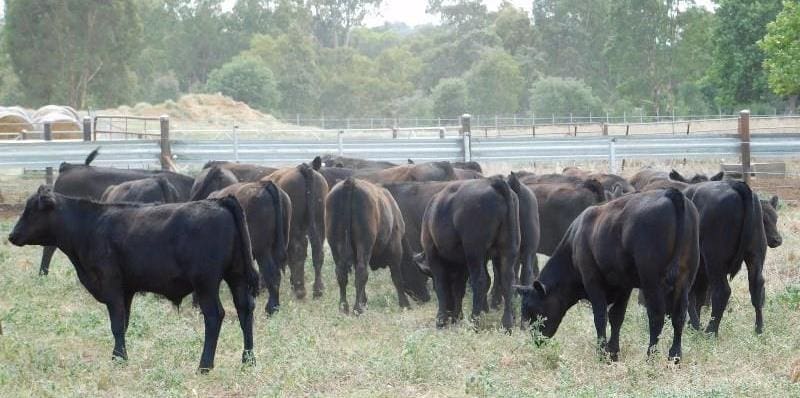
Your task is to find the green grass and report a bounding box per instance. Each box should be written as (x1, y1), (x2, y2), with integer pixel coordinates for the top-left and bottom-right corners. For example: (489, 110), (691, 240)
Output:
(1, 207), (800, 397)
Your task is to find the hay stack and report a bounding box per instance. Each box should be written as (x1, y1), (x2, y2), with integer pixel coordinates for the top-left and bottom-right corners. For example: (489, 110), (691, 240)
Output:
(32, 105), (81, 139)
(0, 106), (34, 137)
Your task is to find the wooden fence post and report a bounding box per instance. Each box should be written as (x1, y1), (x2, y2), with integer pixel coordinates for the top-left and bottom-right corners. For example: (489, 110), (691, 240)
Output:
(82, 117), (92, 142)
(739, 110), (751, 184)
(160, 115), (172, 170)
(44, 122), (53, 186)
(337, 130), (344, 155)
(461, 114), (471, 162)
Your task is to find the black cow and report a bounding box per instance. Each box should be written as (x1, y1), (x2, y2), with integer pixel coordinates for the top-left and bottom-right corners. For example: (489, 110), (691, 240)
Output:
(101, 176), (181, 204)
(684, 181), (782, 335)
(39, 149), (195, 275)
(517, 189), (699, 362)
(326, 178), (408, 314)
(202, 160), (277, 182)
(208, 181), (291, 315)
(417, 177), (520, 330)
(9, 186), (259, 372)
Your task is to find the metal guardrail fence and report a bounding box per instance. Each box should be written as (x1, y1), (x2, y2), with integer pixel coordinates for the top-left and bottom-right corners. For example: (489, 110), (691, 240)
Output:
(0, 133), (797, 171)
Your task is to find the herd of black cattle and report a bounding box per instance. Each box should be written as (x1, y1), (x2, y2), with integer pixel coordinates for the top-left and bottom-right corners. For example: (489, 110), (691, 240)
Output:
(6, 149), (784, 372)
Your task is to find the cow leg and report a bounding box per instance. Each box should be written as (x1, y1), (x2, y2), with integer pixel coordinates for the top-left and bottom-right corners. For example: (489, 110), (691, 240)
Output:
(353, 254), (369, 315)
(451, 267), (468, 324)
(584, 286), (609, 354)
(39, 245), (56, 276)
(260, 256), (281, 315)
(641, 288), (666, 358)
(287, 234), (308, 300)
(688, 270), (708, 331)
(745, 254), (766, 334)
(105, 297), (128, 361)
(704, 273), (731, 336)
(429, 253), (453, 328)
(606, 289), (632, 362)
(499, 252), (517, 332)
(123, 292), (134, 333)
(520, 250), (538, 284)
(466, 256), (489, 324)
(388, 252), (411, 309)
(668, 285), (690, 363)
(196, 289), (225, 373)
(227, 278), (256, 366)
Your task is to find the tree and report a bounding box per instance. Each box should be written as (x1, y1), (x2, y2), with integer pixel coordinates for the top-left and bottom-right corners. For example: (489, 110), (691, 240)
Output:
(759, 0), (800, 114)
(5, 0), (142, 108)
(309, 0), (383, 48)
(431, 78), (467, 118)
(206, 57), (281, 112)
(529, 77), (603, 117)
(492, 2), (532, 56)
(464, 50), (524, 115)
(709, 0), (783, 111)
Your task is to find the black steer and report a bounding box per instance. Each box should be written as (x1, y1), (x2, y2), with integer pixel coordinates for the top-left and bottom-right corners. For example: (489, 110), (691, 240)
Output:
(9, 186), (260, 372)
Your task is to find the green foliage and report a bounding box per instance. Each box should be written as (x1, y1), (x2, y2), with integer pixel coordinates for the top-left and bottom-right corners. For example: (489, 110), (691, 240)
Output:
(529, 77), (603, 117)
(206, 57), (281, 112)
(431, 78), (468, 118)
(148, 72), (181, 104)
(759, 0), (800, 113)
(709, 0), (784, 110)
(5, 0), (142, 108)
(465, 50), (524, 115)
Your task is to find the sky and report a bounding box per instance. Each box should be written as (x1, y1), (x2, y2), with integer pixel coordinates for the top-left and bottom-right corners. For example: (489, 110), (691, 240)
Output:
(364, 0), (532, 27)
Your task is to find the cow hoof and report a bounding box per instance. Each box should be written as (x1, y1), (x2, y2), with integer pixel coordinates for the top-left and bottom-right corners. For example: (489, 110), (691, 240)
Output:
(197, 367), (212, 375)
(241, 350), (256, 366)
(755, 326), (763, 335)
(606, 350), (619, 362)
(265, 305), (279, 316)
(669, 355), (681, 365)
(293, 286), (307, 300)
(339, 303), (349, 314)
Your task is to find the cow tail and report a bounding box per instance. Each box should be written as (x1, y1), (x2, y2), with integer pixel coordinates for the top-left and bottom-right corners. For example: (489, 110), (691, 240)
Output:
(729, 181), (755, 279)
(491, 177), (520, 260)
(341, 178), (357, 271)
(84, 147), (100, 165)
(220, 195), (260, 296)
(664, 188), (687, 288)
(298, 163), (321, 249)
(264, 181), (288, 266)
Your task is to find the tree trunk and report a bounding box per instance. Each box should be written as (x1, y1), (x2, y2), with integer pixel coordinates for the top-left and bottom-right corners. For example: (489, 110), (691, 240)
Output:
(787, 94), (798, 115)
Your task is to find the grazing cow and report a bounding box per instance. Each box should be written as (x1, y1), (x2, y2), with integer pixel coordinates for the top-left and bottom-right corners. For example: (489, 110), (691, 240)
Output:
(40, 148), (194, 275)
(208, 181), (291, 315)
(523, 179), (608, 256)
(319, 154), (397, 170)
(417, 177), (520, 330)
(190, 166), (239, 201)
(382, 181), (455, 302)
(101, 176), (181, 204)
(8, 186), (259, 372)
(202, 160), (277, 182)
(517, 189), (700, 362)
(264, 164), (329, 299)
(326, 178), (409, 313)
(683, 181), (782, 335)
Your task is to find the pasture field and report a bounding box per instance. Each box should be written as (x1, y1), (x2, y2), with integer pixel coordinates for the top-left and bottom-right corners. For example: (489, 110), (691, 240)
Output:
(0, 167), (799, 397)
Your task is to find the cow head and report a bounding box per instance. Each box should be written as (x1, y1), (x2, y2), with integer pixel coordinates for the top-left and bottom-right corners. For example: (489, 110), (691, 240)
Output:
(311, 156), (322, 171)
(8, 185), (59, 247)
(760, 196), (782, 248)
(412, 252), (432, 277)
(190, 166), (237, 201)
(514, 281), (565, 337)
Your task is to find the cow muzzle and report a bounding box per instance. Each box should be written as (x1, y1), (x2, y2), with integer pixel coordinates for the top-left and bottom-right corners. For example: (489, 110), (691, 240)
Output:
(7, 232), (22, 246)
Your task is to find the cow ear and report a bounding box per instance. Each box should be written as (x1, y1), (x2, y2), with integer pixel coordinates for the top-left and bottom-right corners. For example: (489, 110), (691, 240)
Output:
(770, 195), (779, 209)
(407, 159), (415, 164)
(312, 156), (322, 171)
(669, 169), (686, 182)
(710, 171), (724, 181)
(533, 280), (547, 297)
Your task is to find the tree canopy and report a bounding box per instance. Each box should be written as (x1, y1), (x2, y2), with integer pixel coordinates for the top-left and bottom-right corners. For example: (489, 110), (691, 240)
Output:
(0, 0), (794, 118)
